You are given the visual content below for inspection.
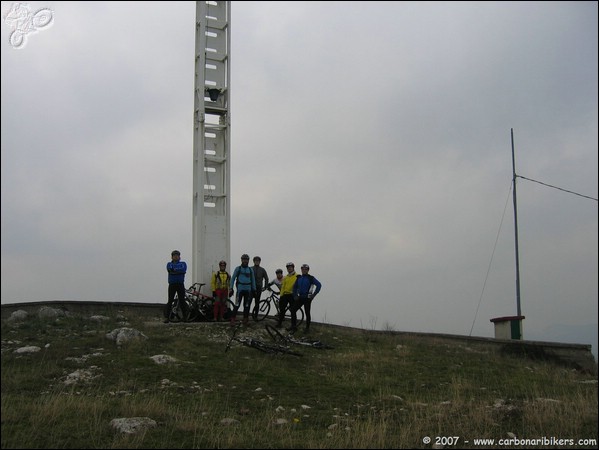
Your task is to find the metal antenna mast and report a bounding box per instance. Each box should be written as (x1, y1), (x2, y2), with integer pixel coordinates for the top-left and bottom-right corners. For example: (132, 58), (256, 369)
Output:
(192, 1), (231, 290)
(511, 128), (522, 317)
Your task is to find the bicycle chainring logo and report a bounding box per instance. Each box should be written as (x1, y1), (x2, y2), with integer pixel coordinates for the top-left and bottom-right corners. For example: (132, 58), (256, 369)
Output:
(3, 2), (54, 49)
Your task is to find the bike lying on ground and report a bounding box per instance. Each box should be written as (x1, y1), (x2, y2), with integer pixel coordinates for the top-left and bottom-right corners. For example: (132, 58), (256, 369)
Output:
(167, 282), (235, 323)
(253, 288), (304, 326)
(265, 324), (335, 349)
(224, 324), (303, 357)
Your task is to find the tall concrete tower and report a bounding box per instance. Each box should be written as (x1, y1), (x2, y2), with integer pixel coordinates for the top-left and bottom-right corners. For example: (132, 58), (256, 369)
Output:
(192, 1), (231, 291)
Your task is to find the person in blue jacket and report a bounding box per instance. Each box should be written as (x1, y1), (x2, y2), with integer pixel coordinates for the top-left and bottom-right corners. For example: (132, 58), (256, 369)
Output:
(229, 254), (256, 326)
(290, 263), (322, 333)
(164, 250), (188, 323)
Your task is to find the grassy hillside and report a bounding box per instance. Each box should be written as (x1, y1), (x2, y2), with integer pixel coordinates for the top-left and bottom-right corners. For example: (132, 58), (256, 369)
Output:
(1, 305), (597, 449)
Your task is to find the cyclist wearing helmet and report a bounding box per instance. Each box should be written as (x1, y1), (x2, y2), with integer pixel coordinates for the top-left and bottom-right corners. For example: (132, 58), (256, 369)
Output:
(211, 260), (231, 321)
(267, 269), (284, 293)
(164, 250), (188, 323)
(229, 254), (256, 326)
(276, 262), (299, 329)
(251, 256), (269, 320)
(291, 264), (322, 333)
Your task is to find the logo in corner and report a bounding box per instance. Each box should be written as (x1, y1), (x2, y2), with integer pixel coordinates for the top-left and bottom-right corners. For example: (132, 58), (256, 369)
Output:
(3, 2), (54, 49)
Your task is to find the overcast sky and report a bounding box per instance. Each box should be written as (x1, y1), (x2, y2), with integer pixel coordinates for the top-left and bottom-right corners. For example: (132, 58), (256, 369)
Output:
(1, 1), (597, 355)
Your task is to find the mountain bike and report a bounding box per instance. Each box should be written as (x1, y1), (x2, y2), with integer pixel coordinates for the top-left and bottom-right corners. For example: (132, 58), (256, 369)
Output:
(166, 295), (188, 323)
(253, 288), (304, 326)
(167, 283), (234, 322)
(184, 283), (211, 321)
(265, 324), (334, 349)
(186, 282), (236, 322)
(224, 324), (302, 356)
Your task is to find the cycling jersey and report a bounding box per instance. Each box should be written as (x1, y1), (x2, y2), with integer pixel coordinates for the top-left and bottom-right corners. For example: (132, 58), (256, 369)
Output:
(230, 265), (256, 292)
(280, 272), (298, 296)
(166, 261), (187, 284)
(211, 271), (230, 290)
(293, 274), (322, 297)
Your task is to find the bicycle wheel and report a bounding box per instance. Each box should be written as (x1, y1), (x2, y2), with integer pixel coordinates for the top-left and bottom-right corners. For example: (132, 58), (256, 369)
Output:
(270, 343), (303, 357)
(168, 298), (187, 322)
(284, 305), (304, 326)
(247, 338), (276, 354)
(253, 299), (271, 322)
(186, 308), (200, 322)
(186, 299), (201, 322)
(312, 341), (335, 350)
(250, 339), (302, 357)
(197, 298), (213, 321)
(301, 338), (334, 350)
(265, 323), (287, 344)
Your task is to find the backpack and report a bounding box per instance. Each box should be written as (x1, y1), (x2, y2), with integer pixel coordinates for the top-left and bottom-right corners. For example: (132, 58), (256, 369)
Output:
(214, 271), (230, 289)
(235, 266), (254, 287)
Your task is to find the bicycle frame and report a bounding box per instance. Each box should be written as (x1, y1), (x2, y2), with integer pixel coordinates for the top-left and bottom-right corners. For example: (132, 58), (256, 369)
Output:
(224, 324), (302, 356)
(167, 297), (187, 323)
(254, 289), (304, 325)
(168, 282), (234, 322)
(265, 324), (334, 349)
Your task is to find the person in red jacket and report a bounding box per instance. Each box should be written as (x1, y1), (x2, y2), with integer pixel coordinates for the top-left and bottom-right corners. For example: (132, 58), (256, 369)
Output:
(211, 260), (231, 321)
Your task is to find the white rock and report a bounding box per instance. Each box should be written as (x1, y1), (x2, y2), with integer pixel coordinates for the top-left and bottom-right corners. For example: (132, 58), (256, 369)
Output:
(8, 310), (28, 321)
(90, 315), (110, 322)
(14, 346), (41, 354)
(220, 418), (240, 426)
(150, 354), (178, 364)
(110, 417), (157, 434)
(38, 306), (66, 319)
(105, 327), (148, 346)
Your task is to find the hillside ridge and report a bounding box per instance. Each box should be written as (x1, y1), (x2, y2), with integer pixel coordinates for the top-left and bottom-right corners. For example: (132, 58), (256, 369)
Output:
(2, 300), (596, 374)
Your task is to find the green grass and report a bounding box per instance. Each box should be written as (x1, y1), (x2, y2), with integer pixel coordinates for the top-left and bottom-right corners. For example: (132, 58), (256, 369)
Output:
(1, 307), (597, 449)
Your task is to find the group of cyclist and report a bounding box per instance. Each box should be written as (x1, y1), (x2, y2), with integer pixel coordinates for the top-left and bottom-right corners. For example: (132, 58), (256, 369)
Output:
(276, 261), (322, 333)
(164, 250), (322, 333)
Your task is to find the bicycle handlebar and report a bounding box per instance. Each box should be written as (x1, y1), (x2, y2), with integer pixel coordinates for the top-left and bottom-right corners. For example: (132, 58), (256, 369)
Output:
(263, 287), (281, 295)
(187, 282), (206, 293)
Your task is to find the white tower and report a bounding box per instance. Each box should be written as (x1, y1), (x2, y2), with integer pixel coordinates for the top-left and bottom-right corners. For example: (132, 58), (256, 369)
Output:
(192, 1), (231, 291)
